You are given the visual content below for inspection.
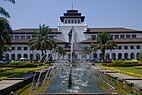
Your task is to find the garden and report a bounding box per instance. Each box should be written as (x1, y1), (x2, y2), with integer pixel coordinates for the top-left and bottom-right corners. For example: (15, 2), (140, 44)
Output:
(96, 59), (142, 78)
(0, 61), (50, 80)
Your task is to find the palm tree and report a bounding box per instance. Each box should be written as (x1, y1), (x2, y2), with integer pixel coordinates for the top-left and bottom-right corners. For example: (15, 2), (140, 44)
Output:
(82, 46), (91, 60)
(138, 52), (142, 60)
(91, 32), (117, 62)
(56, 46), (66, 60)
(0, 0), (15, 18)
(0, 17), (12, 60)
(28, 24), (57, 57)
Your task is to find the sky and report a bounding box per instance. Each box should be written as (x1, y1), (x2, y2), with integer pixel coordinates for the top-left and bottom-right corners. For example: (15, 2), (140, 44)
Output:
(1, 0), (142, 30)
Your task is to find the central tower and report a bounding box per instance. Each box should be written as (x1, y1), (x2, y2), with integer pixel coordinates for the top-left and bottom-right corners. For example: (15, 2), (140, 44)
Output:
(58, 9), (87, 43)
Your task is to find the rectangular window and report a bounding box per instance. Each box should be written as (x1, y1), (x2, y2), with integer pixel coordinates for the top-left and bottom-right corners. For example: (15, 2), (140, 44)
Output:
(65, 20), (67, 23)
(68, 20), (70, 23)
(124, 46), (128, 49)
(114, 35), (119, 38)
(26, 36), (31, 39)
(118, 46), (122, 49)
(12, 47), (15, 50)
(75, 20), (77, 23)
(91, 35), (96, 40)
(126, 35), (130, 38)
(21, 36), (25, 39)
(24, 47), (28, 50)
(15, 36), (19, 39)
(136, 46), (140, 49)
(132, 35), (136, 38)
(130, 46), (134, 49)
(71, 20), (74, 23)
(17, 47), (21, 50)
(120, 35), (125, 38)
(78, 20), (80, 23)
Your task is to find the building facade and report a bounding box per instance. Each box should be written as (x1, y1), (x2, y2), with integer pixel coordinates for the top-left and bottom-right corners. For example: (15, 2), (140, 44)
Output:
(5, 9), (142, 61)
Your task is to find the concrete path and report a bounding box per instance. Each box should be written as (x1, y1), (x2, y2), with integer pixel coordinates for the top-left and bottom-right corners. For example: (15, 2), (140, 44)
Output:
(0, 79), (23, 90)
(96, 68), (142, 92)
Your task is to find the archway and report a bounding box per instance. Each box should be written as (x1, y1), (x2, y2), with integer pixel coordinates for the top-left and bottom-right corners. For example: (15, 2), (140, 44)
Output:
(118, 53), (122, 59)
(93, 53), (97, 59)
(30, 54), (33, 61)
(130, 53), (134, 59)
(11, 54), (15, 60)
(5, 54), (9, 60)
(124, 53), (128, 59)
(36, 54), (40, 61)
(112, 53), (116, 60)
(24, 54), (28, 59)
(17, 54), (21, 60)
(137, 53), (140, 59)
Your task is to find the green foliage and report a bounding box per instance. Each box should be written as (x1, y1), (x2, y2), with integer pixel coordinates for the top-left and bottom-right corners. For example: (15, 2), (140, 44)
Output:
(92, 32), (117, 62)
(9, 61), (24, 65)
(107, 59), (141, 67)
(138, 52), (142, 60)
(28, 24), (57, 56)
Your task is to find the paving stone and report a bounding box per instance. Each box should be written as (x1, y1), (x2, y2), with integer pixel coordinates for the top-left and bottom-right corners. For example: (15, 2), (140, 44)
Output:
(125, 80), (142, 91)
(0, 80), (23, 90)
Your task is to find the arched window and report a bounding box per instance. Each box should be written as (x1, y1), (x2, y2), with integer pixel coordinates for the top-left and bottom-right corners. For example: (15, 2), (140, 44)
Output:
(106, 53), (110, 59)
(11, 54), (15, 60)
(36, 54), (40, 61)
(118, 53), (122, 59)
(93, 53), (97, 59)
(137, 53), (140, 59)
(124, 53), (128, 59)
(130, 53), (134, 59)
(24, 54), (28, 59)
(30, 54), (33, 61)
(17, 54), (21, 60)
(5, 54), (9, 60)
(112, 53), (116, 60)
(99, 53), (103, 60)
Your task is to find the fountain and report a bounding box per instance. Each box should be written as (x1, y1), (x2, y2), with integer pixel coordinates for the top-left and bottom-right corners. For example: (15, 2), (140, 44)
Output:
(14, 27), (142, 95)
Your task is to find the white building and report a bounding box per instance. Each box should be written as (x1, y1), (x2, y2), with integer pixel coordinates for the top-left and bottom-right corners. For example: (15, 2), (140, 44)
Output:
(5, 9), (142, 61)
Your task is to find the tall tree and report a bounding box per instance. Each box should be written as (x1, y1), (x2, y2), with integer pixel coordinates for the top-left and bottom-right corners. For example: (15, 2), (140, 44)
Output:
(0, 0), (15, 18)
(0, 17), (12, 60)
(0, 0), (15, 60)
(56, 46), (66, 60)
(91, 32), (117, 62)
(28, 24), (57, 57)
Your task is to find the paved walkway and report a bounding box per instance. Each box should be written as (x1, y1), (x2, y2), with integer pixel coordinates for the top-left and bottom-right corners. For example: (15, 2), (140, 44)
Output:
(92, 66), (142, 92)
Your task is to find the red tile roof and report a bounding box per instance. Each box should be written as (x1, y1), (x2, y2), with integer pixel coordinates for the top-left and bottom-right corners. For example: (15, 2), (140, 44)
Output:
(80, 38), (142, 44)
(11, 39), (68, 44)
(13, 28), (61, 34)
(85, 28), (142, 33)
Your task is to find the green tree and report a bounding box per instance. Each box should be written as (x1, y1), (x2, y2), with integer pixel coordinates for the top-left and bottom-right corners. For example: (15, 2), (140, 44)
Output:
(0, 17), (12, 60)
(56, 46), (66, 60)
(0, 0), (15, 60)
(82, 46), (91, 60)
(91, 32), (117, 62)
(0, 0), (15, 18)
(138, 52), (142, 60)
(28, 24), (57, 57)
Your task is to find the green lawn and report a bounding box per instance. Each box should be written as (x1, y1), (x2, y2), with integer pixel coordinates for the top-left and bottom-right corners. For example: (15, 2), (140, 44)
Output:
(0, 65), (48, 80)
(96, 63), (142, 78)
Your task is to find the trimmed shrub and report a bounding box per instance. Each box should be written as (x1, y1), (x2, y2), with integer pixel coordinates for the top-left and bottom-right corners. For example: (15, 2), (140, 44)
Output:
(107, 59), (142, 67)
(9, 61), (24, 65)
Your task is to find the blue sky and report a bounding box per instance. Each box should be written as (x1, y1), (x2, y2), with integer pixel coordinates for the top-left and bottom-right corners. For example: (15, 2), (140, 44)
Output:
(1, 0), (142, 30)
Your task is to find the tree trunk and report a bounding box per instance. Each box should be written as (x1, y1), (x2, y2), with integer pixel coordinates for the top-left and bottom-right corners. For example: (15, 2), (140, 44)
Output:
(102, 48), (105, 63)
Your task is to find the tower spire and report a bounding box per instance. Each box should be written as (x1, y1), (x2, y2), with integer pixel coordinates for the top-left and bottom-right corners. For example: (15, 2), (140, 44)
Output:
(72, 0), (73, 9)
